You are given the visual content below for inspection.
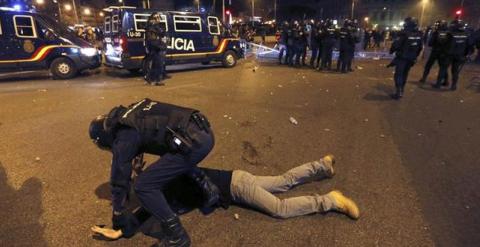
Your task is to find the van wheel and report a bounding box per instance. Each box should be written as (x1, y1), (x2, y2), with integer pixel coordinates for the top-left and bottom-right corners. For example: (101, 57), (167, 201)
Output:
(222, 51), (237, 68)
(50, 57), (77, 79)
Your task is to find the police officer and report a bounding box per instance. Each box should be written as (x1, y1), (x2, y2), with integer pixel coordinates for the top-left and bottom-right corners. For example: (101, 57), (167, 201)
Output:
(336, 19), (357, 73)
(389, 17), (423, 99)
(419, 21), (449, 84)
(278, 21), (289, 64)
(286, 21), (296, 66)
(436, 19), (474, 90)
(89, 98), (219, 247)
(319, 19), (337, 71)
(310, 20), (323, 68)
(295, 23), (308, 66)
(427, 20), (450, 87)
(145, 13), (168, 86)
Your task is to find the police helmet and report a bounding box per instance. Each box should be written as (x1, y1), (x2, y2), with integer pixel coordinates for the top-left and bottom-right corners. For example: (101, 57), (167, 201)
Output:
(89, 115), (114, 150)
(438, 20), (448, 31)
(450, 19), (465, 31)
(403, 17), (418, 30)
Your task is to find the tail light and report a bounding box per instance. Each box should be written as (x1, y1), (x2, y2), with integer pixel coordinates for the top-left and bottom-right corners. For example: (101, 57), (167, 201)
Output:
(120, 35), (128, 52)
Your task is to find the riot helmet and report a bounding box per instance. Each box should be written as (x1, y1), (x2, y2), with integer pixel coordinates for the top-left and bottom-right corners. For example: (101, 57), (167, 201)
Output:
(450, 19), (465, 32)
(89, 115), (114, 151)
(403, 17), (418, 31)
(438, 20), (448, 31)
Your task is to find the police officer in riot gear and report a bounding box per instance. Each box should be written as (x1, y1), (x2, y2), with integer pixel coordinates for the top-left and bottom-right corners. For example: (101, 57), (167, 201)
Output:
(295, 23), (308, 66)
(278, 21), (289, 64)
(145, 13), (168, 86)
(435, 19), (474, 90)
(310, 20), (323, 68)
(286, 21), (296, 66)
(319, 19), (337, 71)
(389, 17), (423, 99)
(419, 21), (449, 84)
(89, 98), (219, 247)
(336, 19), (358, 73)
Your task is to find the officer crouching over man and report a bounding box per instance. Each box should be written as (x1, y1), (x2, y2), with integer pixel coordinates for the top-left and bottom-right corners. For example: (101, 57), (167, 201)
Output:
(144, 13), (171, 86)
(89, 98), (360, 246)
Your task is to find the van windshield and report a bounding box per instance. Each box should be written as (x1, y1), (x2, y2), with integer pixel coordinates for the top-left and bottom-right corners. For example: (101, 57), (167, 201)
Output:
(37, 14), (75, 37)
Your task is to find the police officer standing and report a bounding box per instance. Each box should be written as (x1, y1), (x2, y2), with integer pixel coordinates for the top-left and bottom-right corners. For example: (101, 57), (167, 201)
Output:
(89, 98), (220, 247)
(310, 20), (323, 68)
(336, 19), (357, 73)
(318, 19), (337, 71)
(388, 17), (423, 99)
(295, 23), (308, 66)
(145, 13), (168, 86)
(435, 19), (474, 90)
(278, 21), (289, 64)
(286, 21), (296, 66)
(419, 21), (449, 84)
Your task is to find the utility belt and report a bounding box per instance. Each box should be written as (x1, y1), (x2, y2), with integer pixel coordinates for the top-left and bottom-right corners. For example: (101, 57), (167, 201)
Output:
(166, 112), (211, 155)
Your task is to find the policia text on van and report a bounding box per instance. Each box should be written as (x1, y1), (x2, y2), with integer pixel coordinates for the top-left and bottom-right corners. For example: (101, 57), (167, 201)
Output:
(0, 8), (101, 79)
(103, 7), (245, 73)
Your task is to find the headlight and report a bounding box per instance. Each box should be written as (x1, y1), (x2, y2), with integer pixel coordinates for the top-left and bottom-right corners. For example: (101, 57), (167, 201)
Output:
(80, 48), (98, 57)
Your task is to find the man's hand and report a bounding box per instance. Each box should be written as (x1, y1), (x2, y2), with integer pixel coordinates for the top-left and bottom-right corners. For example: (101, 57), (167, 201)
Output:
(91, 225), (123, 240)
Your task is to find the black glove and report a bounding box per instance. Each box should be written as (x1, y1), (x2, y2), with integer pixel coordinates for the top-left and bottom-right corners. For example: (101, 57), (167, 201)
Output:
(112, 211), (139, 238)
(188, 169), (220, 208)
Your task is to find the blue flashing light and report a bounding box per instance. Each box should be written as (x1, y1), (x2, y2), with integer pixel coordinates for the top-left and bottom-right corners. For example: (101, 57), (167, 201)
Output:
(200, 7), (206, 13)
(13, 4), (22, 11)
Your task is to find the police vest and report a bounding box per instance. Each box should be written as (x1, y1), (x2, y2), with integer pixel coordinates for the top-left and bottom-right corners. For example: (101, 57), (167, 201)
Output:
(401, 32), (422, 60)
(449, 31), (469, 57)
(106, 98), (197, 150)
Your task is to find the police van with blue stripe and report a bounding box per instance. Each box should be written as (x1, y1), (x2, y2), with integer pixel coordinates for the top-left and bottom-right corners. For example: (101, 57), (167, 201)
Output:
(0, 7), (101, 79)
(102, 7), (245, 73)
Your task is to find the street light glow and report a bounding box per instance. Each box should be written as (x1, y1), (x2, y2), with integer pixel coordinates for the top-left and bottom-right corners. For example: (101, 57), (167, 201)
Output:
(99, 12), (104, 17)
(64, 4), (72, 11)
(364, 17), (369, 22)
(84, 8), (91, 15)
(35, 0), (45, 5)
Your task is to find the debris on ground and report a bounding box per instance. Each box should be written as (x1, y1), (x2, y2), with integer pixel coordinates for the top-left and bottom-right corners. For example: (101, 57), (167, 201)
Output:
(356, 66), (364, 70)
(289, 117), (298, 125)
(38, 89), (47, 92)
(278, 84), (283, 88)
(380, 134), (385, 138)
(460, 99), (464, 103)
(372, 57), (380, 60)
(253, 66), (258, 72)
(234, 213), (240, 220)
(324, 128), (331, 132)
(99, 97), (105, 100)
(223, 115), (228, 118)
(364, 118), (369, 122)
(35, 157), (41, 162)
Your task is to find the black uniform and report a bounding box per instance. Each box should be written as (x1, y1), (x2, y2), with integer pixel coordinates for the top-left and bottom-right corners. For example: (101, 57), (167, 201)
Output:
(286, 25), (295, 66)
(389, 23), (423, 99)
(295, 25), (308, 66)
(420, 24), (449, 83)
(337, 25), (357, 73)
(145, 17), (168, 85)
(441, 24), (473, 90)
(310, 23), (322, 67)
(98, 98), (216, 245)
(319, 23), (337, 70)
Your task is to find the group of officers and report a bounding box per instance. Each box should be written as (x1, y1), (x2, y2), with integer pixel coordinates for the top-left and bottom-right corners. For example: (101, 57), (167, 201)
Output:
(389, 17), (476, 99)
(277, 19), (360, 73)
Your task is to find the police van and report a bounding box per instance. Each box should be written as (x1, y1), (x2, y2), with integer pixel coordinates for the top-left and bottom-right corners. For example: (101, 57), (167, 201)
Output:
(102, 7), (244, 73)
(0, 7), (101, 79)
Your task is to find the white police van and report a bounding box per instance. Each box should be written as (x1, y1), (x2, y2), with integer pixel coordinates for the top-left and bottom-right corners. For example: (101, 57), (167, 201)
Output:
(102, 7), (244, 73)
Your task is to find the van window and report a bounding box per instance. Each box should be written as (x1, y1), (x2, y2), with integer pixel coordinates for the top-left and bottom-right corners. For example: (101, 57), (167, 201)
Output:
(112, 15), (119, 33)
(104, 17), (111, 33)
(207, 17), (220, 35)
(174, 15), (201, 32)
(134, 14), (168, 32)
(13, 15), (37, 38)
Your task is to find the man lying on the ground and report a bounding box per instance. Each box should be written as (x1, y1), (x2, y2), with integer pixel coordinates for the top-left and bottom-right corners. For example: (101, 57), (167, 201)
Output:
(91, 155), (360, 241)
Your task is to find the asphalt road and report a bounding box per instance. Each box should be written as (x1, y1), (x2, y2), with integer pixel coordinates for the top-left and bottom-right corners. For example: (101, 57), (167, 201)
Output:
(0, 58), (479, 247)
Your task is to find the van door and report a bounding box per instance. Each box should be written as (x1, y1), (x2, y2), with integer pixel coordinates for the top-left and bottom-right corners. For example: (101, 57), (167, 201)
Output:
(4, 14), (44, 70)
(206, 16), (221, 53)
(171, 14), (204, 55)
(0, 13), (19, 70)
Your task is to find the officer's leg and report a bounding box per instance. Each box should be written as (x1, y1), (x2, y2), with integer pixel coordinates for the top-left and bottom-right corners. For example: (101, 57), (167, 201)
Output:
(316, 47), (322, 69)
(143, 53), (152, 83)
(278, 45), (285, 64)
(327, 48), (333, 70)
(450, 58), (464, 91)
(420, 52), (436, 82)
(336, 51), (343, 71)
(310, 46), (318, 67)
(434, 58), (449, 88)
(393, 59), (406, 99)
(401, 61), (414, 94)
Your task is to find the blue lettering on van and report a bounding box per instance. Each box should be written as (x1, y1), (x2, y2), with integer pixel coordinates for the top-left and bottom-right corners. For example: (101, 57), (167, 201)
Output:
(168, 38), (195, 52)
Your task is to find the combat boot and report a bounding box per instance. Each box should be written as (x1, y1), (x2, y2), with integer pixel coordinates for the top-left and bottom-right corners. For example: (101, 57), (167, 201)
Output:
(450, 82), (457, 91)
(157, 216), (191, 247)
(327, 191), (360, 220)
(391, 87), (401, 100)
